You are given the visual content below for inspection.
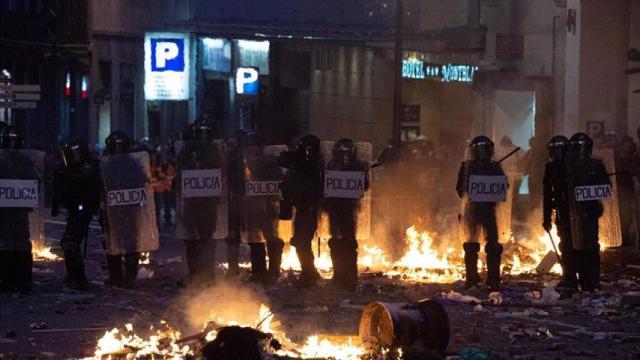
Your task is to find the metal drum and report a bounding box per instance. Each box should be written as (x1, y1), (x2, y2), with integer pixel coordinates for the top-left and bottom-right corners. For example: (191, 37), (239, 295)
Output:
(359, 299), (450, 353)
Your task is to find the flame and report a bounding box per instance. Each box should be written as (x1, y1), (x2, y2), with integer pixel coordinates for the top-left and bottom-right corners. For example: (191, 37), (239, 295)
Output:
(31, 241), (62, 261)
(139, 252), (151, 265)
(90, 304), (366, 359)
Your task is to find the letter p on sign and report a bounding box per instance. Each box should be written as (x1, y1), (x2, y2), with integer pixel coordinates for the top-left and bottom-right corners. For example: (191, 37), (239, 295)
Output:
(151, 38), (185, 72)
(236, 67), (260, 95)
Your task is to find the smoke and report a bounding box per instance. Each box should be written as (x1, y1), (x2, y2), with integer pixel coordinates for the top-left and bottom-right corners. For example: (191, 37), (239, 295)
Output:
(177, 281), (268, 333)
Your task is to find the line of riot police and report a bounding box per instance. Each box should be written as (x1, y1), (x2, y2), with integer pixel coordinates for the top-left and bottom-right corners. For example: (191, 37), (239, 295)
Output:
(457, 132), (610, 293)
(1, 115), (371, 293)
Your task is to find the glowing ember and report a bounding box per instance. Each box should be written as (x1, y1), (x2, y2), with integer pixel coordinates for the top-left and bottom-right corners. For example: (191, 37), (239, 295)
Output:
(31, 241), (61, 261)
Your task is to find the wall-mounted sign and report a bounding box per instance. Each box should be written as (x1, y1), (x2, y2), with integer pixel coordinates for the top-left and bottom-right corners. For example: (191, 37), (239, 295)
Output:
(402, 59), (425, 79)
(402, 58), (479, 83)
(144, 32), (190, 100)
(236, 67), (260, 96)
(237, 40), (270, 75)
(202, 38), (231, 73)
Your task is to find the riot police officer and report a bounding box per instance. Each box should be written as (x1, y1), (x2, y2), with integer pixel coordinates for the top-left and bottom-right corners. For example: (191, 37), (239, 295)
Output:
(236, 131), (285, 284)
(0, 126), (35, 293)
(456, 136), (506, 291)
(101, 131), (144, 288)
(542, 136), (576, 290)
(52, 139), (102, 290)
(279, 135), (323, 288)
(325, 139), (369, 290)
(176, 119), (221, 287)
(566, 133), (610, 291)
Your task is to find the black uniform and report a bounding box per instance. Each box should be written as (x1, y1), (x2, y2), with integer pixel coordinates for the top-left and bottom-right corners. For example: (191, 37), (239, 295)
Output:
(567, 155), (609, 291)
(279, 135), (323, 288)
(0, 150), (36, 293)
(52, 143), (102, 290)
(542, 136), (575, 288)
(325, 139), (369, 290)
(456, 136), (506, 291)
(176, 139), (221, 286)
(239, 146), (285, 284)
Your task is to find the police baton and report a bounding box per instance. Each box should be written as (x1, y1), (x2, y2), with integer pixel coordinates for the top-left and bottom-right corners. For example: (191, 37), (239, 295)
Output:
(495, 147), (521, 165)
(546, 229), (562, 264)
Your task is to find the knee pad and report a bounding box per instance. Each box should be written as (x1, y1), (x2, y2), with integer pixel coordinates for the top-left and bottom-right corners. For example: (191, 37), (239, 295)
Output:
(485, 242), (503, 255)
(463, 242), (480, 253)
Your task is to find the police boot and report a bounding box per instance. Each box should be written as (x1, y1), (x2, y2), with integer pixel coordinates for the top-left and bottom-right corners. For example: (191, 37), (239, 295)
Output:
(557, 243), (578, 291)
(591, 248), (601, 290)
(329, 238), (344, 286)
(342, 244), (358, 292)
(62, 237), (88, 290)
(266, 240), (284, 284)
(123, 252), (140, 288)
(15, 250), (33, 294)
(295, 246), (320, 289)
(463, 242), (482, 289)
(580, 248), (600, 292)
(485, 242), (503, 292)
(249, 243), (268, 283)
(106, 255), (124, 287)
(180, 240), (200, 288)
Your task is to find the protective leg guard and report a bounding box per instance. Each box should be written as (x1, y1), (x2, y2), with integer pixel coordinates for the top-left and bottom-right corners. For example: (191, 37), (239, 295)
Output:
(249, 243), (268, 283)
(266, 240), (284, 284)
(328, 238), (343, 284)
(106, 255), (124, 287)
(485, 242), (503, 292)
(225, 238), (241, 276)
(463, 242), (481, 288)
(295, 245), (320, 288)
(124, 252), (140, 286)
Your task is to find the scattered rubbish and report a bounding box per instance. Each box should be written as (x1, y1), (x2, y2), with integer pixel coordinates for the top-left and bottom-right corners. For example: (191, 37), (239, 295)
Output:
(137, 266), (154, 280)
(29, 322), (47, 330)
(488, 292), (503, 305)
(441, 290), (482, 304)
(473, 304), (483, 312)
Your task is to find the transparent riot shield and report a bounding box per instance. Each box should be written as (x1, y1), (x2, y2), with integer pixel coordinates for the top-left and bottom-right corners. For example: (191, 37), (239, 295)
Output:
(100, 151), (159, 255)
(319, 141), (372, 240)
(592, 148), (622, 248)
(495, 146), (520, 243)
(238, 145), (288, 244)
(175, 140), (228, 240)
(0, 150), (41, 251)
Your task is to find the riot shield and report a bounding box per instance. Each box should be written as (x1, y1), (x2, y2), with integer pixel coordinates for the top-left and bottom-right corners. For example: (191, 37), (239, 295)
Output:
(175, 140), (228, 240)
(592, 148), (622, 248)
(495, 146), (520, 243)
(318, 141), (372, 240)
(238, 145), (287, 244)
(100, 151), (159, 255)
(0, 150), (41, 251)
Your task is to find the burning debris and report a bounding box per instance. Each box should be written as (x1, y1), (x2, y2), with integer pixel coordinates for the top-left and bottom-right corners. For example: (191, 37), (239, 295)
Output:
(31, 241), (62, 262)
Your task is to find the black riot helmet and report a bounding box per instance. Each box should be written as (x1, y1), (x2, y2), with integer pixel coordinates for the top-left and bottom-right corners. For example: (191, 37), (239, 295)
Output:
(332, 138), (357, 165)
(297, 134), (320, 163)
(105, 130), (132, 155)
(547, 135), (569, 161)
(569, 132), (593, 160)
(192, 118), (215, 142)
(469, 135), (494, 161)
(238, 129), (262, 148)
(61, 139), (91, 167)
(0, 125), (24, 150)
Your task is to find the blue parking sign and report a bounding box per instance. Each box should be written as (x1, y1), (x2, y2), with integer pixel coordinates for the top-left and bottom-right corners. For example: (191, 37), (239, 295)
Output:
(151, 38), (185, 72)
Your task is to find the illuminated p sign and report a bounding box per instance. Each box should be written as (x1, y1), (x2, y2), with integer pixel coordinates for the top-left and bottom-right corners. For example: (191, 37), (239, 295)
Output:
(151, 39), (185, 72)
(236, 67), (259, 95)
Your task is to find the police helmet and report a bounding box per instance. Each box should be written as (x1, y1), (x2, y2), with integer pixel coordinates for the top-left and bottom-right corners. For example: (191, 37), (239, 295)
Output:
(332, 138), (357, 163)
(192, 118), (215, 142)
(297, 135), (320, 163)
(469, 135), (494, 161)
(239, 129), (262, 148)
(547, 135), (569, 161)
(569, 132), (593, 159)
(105, 131), (132, 155)
(0, 125), (24, 150)
(61, 139), (91, 167)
